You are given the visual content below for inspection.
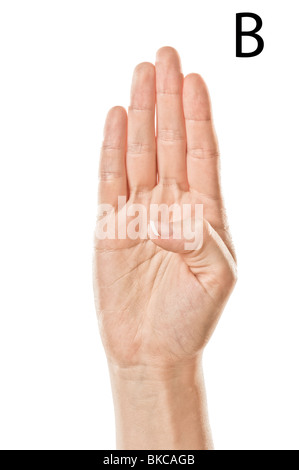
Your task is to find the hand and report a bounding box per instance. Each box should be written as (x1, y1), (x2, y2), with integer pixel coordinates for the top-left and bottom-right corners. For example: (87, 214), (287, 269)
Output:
(93, 47), (237, 450)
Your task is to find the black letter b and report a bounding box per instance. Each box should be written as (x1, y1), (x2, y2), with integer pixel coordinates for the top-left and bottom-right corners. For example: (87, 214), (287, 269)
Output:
(236, 13), (264, 57)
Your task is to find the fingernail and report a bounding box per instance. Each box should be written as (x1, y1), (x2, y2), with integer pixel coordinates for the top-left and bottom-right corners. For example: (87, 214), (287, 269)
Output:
(149, 220), (173, 239)
(149, 219), (160, 237)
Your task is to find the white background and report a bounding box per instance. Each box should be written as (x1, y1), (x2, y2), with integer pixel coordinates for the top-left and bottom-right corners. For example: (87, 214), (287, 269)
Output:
(0, 0), (298, 450)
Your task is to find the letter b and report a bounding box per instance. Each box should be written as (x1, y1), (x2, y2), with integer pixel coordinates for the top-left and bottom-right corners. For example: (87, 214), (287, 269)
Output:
(236, 13), (264, 57)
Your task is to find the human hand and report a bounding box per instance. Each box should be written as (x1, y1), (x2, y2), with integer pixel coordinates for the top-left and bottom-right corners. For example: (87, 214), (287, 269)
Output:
(93, 47), (237, 449)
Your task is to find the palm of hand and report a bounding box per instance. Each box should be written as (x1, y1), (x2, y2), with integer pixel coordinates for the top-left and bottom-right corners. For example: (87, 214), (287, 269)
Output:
(93, 48), (236, 368)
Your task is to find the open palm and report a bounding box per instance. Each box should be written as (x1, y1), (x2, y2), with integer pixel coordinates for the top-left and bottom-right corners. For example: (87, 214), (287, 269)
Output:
(93, 47), (236, 368)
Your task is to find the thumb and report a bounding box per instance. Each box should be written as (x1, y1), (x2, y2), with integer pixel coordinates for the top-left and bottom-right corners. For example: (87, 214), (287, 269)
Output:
(149, 215), (206, 254)
(149, 217), (236, 290)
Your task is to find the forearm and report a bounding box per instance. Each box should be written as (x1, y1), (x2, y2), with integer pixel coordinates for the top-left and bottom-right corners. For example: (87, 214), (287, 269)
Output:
(108, 358), (213, 450)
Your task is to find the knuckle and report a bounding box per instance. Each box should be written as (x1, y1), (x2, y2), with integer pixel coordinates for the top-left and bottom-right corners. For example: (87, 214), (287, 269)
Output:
(101, 143), (123, 152)
(158, 128), (185, 142)
(187, 147), (219, 159)
(98, 170), (122, 181)
(127, 142), (153, 156)
(129, 105), (153, 112)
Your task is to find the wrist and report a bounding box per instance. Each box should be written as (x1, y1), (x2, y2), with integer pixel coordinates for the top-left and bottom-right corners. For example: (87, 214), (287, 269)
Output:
(107, 357), (213, 450)
(108, 356), (201, 382)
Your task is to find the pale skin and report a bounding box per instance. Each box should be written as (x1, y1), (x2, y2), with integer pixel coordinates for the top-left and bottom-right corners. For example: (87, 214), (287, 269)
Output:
(93, 47), (237, 450)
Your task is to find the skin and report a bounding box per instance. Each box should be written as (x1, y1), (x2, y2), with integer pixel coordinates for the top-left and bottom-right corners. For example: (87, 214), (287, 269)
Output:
(93, 47), (237, 450)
